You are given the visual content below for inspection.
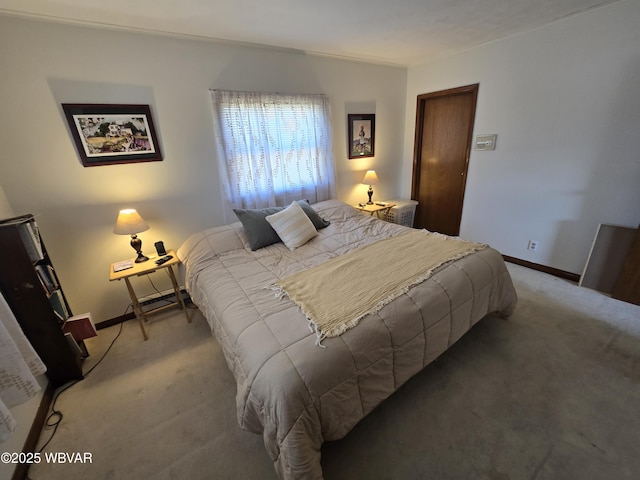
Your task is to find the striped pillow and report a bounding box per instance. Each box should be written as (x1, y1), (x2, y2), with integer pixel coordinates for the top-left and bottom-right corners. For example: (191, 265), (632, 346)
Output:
(266, 201), (318, 250)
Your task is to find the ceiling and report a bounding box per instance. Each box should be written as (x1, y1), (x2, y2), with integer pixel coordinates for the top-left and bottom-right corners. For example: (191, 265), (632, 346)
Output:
(0, 0), (622, 66)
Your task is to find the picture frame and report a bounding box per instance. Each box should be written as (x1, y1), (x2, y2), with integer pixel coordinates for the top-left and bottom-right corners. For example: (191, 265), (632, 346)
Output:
(348, 114), (375, 159)
(62, 103), (162, 167)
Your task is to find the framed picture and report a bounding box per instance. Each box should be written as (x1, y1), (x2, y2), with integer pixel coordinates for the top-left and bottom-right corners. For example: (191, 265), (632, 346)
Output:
(348, 114), (375, 159)
(62, 103), (162, 167)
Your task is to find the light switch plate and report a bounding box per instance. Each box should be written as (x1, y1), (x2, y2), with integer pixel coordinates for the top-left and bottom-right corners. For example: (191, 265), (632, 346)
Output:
(475, 134), (497, 150)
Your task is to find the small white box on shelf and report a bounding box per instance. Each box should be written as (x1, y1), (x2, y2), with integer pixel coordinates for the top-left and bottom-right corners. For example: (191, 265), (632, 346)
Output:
(385, 199), (418, 227)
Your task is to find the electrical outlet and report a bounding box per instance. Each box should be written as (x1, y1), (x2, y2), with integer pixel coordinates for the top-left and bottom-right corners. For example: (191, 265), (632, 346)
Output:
(527, 240), (539, 251)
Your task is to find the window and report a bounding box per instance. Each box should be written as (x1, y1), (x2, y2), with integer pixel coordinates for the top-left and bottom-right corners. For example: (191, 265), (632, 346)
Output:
(211, 90), (336, 215)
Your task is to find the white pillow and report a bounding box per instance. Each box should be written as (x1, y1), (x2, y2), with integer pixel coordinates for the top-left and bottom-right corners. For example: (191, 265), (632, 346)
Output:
(265, 200), (318, 250)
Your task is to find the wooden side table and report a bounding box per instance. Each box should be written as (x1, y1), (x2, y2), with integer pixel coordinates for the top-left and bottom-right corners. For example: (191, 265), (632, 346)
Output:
(109, 250), (191, 340)
(354, 203), (396, 219)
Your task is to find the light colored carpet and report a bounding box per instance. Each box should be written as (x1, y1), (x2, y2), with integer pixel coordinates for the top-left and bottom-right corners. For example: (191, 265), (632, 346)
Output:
(26, 263), (640, 480)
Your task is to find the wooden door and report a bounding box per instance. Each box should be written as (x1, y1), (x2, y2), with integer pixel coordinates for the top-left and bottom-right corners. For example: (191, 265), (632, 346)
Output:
(411, 84), (478, 235)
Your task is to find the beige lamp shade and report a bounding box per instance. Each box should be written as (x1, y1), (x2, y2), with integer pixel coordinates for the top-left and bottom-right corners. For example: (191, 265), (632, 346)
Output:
(361, 170), (379, 185)
(113, 209), (150, 235)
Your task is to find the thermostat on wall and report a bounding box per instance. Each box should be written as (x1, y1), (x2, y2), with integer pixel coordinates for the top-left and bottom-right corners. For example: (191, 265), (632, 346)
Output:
(475, 134), (497, 150)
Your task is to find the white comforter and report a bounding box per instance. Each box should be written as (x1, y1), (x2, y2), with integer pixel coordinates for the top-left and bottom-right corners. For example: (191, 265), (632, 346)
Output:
(177, 200), (518, 479)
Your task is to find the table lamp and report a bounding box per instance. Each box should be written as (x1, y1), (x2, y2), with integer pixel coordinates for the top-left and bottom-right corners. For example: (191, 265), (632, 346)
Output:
(361, 170), (379, 204)
(114, 209), (150, 263)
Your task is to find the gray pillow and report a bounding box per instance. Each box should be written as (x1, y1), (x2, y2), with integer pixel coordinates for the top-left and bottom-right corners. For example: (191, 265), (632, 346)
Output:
(297, 200), (331, 230)
(233, 200), (330, 251)
(233, 206), (285, 250)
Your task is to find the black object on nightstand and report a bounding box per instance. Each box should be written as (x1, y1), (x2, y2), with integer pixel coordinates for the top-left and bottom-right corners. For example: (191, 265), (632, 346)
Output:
(155, 255), (173, 265)
(154, 240), (166, 256)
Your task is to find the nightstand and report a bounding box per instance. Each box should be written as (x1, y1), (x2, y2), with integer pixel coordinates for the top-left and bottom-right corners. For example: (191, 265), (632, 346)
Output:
(109, 250), (191, 340)
(354, 202), (395, 219)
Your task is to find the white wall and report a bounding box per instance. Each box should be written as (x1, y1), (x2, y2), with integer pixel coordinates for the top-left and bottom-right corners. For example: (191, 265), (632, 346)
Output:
(0, 16), (406, 323)
(403, 0), (640, 275)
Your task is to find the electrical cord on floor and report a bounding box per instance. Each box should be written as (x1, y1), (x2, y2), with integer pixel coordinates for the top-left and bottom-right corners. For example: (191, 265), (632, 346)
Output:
(25, 303), (130, 480)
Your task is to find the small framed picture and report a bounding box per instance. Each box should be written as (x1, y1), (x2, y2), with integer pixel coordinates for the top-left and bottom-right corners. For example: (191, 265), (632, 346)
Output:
(348, 114), (375, 159)
(62, 103), (162, 167)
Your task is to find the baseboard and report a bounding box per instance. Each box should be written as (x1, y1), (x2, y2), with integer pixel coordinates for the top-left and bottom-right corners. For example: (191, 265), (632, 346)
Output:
(138, 289), (184, 307)
(503, 255), (580, 283)
(96, 312), (136, 330)
(12, 382), (55, 480)
(96, 289), (191, 330)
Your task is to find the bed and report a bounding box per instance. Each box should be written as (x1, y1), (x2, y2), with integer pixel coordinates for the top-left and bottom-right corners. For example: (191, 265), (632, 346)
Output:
(177, 199), (517, 479)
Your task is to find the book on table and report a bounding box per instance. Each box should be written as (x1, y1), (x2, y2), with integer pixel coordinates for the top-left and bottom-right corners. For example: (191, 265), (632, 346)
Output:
(113, 259), (133, 272)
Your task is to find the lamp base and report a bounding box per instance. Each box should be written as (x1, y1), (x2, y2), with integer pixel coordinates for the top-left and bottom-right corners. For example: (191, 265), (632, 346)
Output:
(135, 253), (149, 263)
(131, 234), (149, 263)
(366, 187), (374, 205)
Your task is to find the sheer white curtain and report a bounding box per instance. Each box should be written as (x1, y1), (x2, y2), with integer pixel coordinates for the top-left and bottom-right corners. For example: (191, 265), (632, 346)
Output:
(211, 90), (336, 221)
(0, 292), (46, 443)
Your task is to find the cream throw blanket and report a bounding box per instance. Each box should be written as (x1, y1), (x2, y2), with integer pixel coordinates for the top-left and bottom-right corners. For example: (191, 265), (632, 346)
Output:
(273, 230), (486, 344)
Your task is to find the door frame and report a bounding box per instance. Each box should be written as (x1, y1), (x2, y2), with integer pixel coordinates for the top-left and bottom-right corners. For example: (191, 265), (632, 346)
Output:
(411, 83), (479, 234)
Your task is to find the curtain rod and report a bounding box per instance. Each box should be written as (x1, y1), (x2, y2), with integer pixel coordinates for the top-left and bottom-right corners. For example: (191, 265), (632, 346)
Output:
(210, 89), (326, 96)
